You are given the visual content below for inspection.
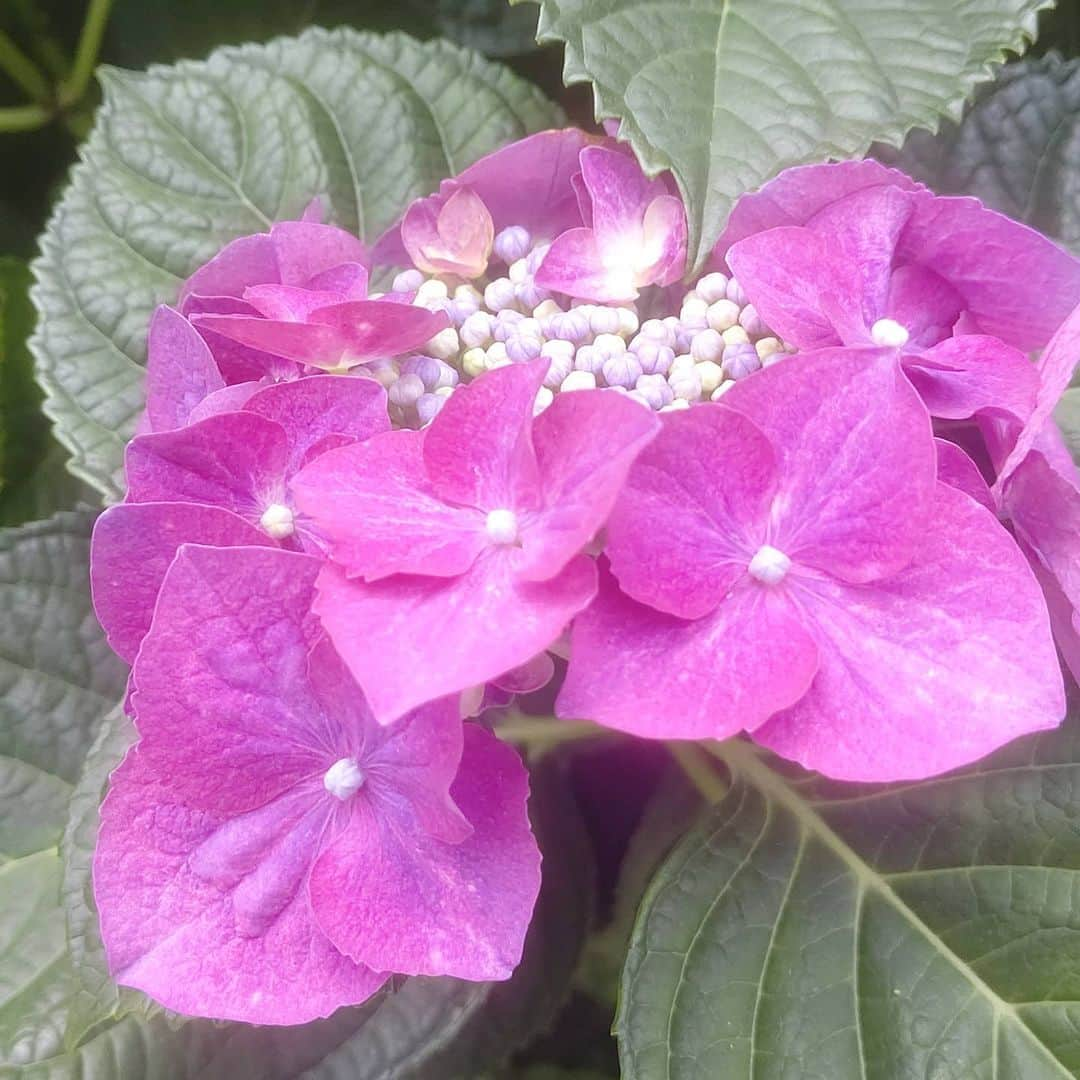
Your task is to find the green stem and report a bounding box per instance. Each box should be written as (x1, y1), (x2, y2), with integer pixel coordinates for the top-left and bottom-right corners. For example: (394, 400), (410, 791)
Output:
(59, 0), (113, 108)
(666, 741), (727, 803)
(496, 715), (607, 747)
(0, 103), (51, 133)
(0, 30), (51, 103)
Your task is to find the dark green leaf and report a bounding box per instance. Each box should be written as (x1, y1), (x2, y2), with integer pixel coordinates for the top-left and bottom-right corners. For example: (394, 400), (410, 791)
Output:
(0, 510), (127, 782)
(433, 0), (541, 57)
(879, 53), (1080, 252)
(525, 0), (1052, 270)
(31, 27), (564, 499)
(0, 258), (45, 489)
(619, 724), (1080, 1078)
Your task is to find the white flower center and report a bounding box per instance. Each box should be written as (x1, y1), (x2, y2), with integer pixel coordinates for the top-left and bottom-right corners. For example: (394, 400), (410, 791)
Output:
(870, 318), (910, 348)
(748, 545), (792, 586)
(259, 502), (295, 539)
(485, 508), (520, 545)
(324, 758), (365, 800)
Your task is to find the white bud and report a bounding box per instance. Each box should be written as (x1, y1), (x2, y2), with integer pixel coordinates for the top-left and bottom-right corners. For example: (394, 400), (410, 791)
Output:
(710, 381), (733, 400)
(259, 503), (295, 540)
(485, 508), (520, 545)
(414, 279), (449, 308)
(707, 299), (740, 332)
(721, 325), (751, 346)
(324, 757), (365, 800)
(392, 268), (424, 294)
(695, 272), (729, 304)
(593, 332), (627, 359)
(669, 353), (697, 379)
(696, 359), (724, 395)
(680, 296), (709, 327)
(426, 327), (460, 360)
(459, 311), (494, 349)
(462, 347), (487, 378)
(590, 306), (622, 336)
(691, 329), (724, 364)
(508, 258), (530, 284)
(661, 398), (691, 412)
(748, 544), (792, 586)
(485, 342), (510, 369)
(670, 369), (703, 401)
(533, 386), (554, 414)
(617, 308), (640, 337)
(561, 370), (598, 392)
(532, 299), (562, 322)
(870, 318), (910, 348)
(755, 336), (783, 360)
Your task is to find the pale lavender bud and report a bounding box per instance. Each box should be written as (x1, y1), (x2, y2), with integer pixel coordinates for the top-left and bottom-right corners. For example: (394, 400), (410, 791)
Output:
(691, 329), (724, 364)
(448, 298), (479, 324)
(590, 306), (622, 336)
(515, 279), (551, 311)
(638, 318), (672, 344)
(722, 342), (761, 380)
(507, 334), (543, 362)
(399, 355), (443, 389)
(726, 277), (748, 306)
(674, 325), (696, 353)
(484, 277), (518, 312)
(547, 310), (591, 344)
(603, 351), (644, 389)
(574, 344), (604, 375)
(389, 372), (425, 409)
(416, 392), (446, 426)
(525, 243), (551, 274)
(695, 271), (729, 304)
(541, 344), (574, 387)
(492, 309), (525, 342)
(739, 304), (766, 337)
(460, 311), (495, 348)
(633, 340), (675, 375)
(592, 333), (626, 362)
(392, 268), (425, 294)
(635, 373), (674, 409)
(516, 317), (543, 339)
(493, 225), (531, 264)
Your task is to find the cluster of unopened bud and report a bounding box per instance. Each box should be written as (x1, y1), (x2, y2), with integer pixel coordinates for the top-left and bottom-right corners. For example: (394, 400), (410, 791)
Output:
(373, 225), (793, 427)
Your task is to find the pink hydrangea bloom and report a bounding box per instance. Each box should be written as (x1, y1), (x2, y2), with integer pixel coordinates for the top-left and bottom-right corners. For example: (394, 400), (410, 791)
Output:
(718, 163), (1080, 425)
(558, 349), (1064, 781)
(535, 145), (687, 303)
(92, 376), (388, 662)
(94, 545), (540, 1024)
(291, 359), (659, 723)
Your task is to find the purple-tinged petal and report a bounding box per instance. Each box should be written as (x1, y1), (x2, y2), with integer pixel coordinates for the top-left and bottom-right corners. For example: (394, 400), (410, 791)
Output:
(641, 194), (687, 286)
(315, 552), (597, 724)
(423, 361), (545, 511)
(242, 285), (347, 321)
(534, 228), (633, 303)
(884, 264), (963, 347)
(187, 381), (265, 423)
(580, 145), (662, 244)
(725, 227), (869, 349)
(604, 405), (777, 619)
(755, 483), (1064, 781)
(712, 159), (923, 263)
(244, 375), (389, 474)
(310, 725), (539, 980)
(190, 313), (348, 368)
(934, 439), (994, 513)
(180, 233), (279, 307)
(898, 193), (1080, 351)
(518, 388), (660, 581)
(557, 564), (818, 740)
(94, 749), (385, 1025)
(269, 221), (368, 287)
(292, 430), (488, 580)
(402, 185), (494, 278)
(301, 195), (325, 222)
(129, 546), (329, 811)
(997, 301), (1080, 486)
(304, 262), (369, 298)
(905, 334), (1038, 423)
(804, 184), (916, 315)
(90, 502), (274, 664)
(125, 412), (289, 524)
(307, 300), (448, 364)
(1028, 553), (1080, 685)
(143, 306), (224, 432)
(724, 348), (936, 583)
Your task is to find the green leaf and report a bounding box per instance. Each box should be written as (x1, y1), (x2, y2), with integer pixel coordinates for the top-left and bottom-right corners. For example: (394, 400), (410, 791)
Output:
(433, 0), (541, 57)
(880, 53), (1080, 252)
(0, 757), (70, 860)
(526, 0), (1052, 270)
(619, 724), (1080, 1078)
(1055, 387), (1080, 465)
(0, 510), (127, 782)
(30, 27), (564, 500)
(0, 258), (45, 489)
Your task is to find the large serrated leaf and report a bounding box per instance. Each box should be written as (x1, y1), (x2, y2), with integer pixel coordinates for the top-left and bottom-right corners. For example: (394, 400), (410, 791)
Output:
(879, 52), (1080, 252)
(30, 27), (564, 500)
(0, 511), (126, 782)
(618, 721), (1080, 1078)
(525, 0), (1052, 270)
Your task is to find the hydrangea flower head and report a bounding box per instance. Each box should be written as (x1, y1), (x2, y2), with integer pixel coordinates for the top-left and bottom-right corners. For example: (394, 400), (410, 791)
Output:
(292, 359), (660, 723)
(94, 545), (540, 1024)
(558, 349), (1064, 780)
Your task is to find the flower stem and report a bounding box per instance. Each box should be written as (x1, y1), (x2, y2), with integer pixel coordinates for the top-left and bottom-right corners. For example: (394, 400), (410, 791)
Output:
(59, 0), (113, 108)
(0, 103), (51, 133)
(0, 30), (51, 104)
(496, 715), (607, 747)
(666, 741), (727, 803)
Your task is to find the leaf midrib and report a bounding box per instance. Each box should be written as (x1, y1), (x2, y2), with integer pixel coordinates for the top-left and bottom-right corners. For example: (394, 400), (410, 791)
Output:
(712, 738), (1074, 1078)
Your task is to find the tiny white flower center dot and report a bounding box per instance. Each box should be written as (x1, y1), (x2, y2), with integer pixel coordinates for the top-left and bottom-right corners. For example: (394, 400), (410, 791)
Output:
(870, 318), (910, 348)
(324, 758), (365, 800)
(259, 503), (295, 540)
(485, 508), (520, 545)
(748, 545), (792, 586)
